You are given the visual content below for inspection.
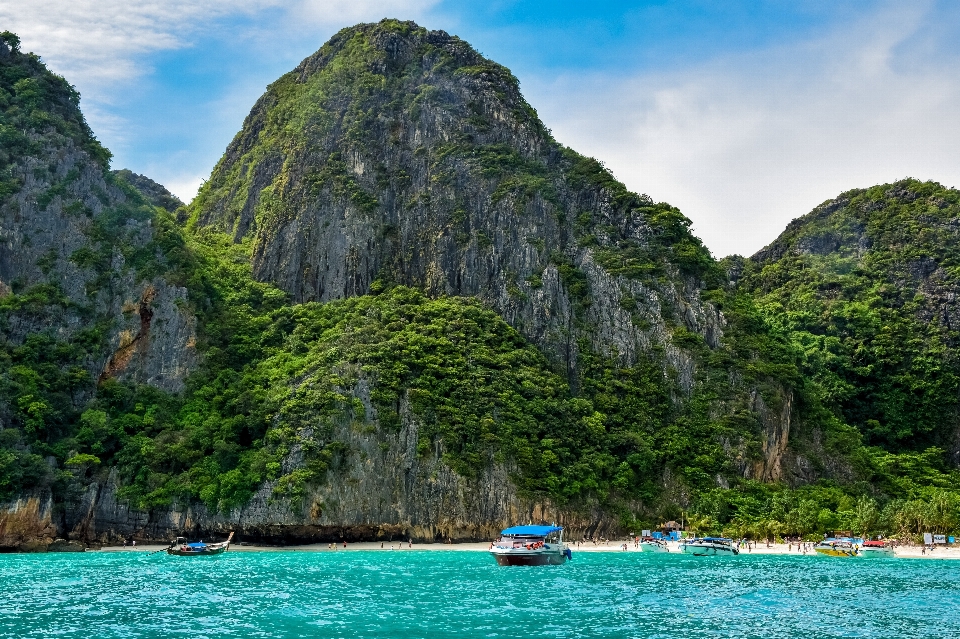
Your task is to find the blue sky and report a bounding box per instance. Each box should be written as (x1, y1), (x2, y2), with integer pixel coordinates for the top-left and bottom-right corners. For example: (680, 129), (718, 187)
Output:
(4, 0), (960, 256)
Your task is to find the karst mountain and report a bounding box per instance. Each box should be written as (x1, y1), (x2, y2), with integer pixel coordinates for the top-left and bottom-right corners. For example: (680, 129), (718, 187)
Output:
(1, 21), (957, 549)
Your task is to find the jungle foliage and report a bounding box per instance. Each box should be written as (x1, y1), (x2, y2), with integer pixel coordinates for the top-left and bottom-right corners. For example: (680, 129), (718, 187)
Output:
(0, 30), (110, 200)
(740, 180), (960, 454)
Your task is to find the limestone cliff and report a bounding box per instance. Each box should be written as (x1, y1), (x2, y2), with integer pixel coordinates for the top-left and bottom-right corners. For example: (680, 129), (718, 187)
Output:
(0, 33), (199, 513)
(189, 19), (796, 484)
(191, 20), (725, 384)
(0, 37), (197, 395)
(114, 20), (796, 542)
(55, 398), (623, 546)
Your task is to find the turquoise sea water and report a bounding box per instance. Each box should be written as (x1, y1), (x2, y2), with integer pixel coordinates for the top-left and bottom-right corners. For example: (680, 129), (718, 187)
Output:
(2, 550), (959, 638)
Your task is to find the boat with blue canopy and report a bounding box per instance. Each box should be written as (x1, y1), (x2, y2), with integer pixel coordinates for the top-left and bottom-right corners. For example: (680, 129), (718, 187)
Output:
(489, 525), (571, 566)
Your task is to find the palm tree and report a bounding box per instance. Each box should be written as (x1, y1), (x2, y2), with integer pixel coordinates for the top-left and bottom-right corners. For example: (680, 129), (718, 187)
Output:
(853, 497), (879, 539)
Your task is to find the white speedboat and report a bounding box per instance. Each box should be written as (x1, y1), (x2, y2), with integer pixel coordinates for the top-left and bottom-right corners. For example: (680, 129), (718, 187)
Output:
(679, 537), (739, 556)
(639, 537), (670, 553)
(858, 540), (896, 558)
(489, 525), (571, 566)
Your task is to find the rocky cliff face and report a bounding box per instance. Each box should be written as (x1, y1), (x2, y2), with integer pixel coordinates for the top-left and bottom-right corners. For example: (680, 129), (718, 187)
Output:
(0, 37), (197, 396)
(190, 19), (798, 476)
(176, 20), (799, 527)
(191, 20), (724, 384)
(0, 33), (200, 518)
(50, 397), (624, 546)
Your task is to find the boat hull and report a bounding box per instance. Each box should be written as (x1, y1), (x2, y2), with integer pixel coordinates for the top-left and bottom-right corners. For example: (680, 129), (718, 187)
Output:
(858, 547), (896, 558)
(639, 542), (670, 553)
(679, 542), (738, 556)
(492, 551), (567, 566)
(814, 547), (857, 557)
(490, 544), (569, 566)
(167, 545), (228, 556)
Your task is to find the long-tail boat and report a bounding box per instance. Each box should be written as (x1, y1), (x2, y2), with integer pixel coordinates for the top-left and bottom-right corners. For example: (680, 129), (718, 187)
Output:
(166, 532), (234, 556)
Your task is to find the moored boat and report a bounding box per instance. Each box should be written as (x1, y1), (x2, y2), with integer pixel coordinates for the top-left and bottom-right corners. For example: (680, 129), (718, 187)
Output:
(489, 525), (571, 566)
(858, 540), (896, 558)
(639, 537), (670, 553)
(166, 532), (234, 556)
(813, 537), (860, 557)
(678, 537), (738, 556)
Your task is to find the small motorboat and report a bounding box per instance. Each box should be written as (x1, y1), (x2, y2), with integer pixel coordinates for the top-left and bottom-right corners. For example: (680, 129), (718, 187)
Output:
(639, 537), (670, 553)
(489, 525), (571, 566)
(166, 532), (234, 556)
(813, 537), (860, 557)
(679, 537), (739, 556)
(858, 539), (896, 558)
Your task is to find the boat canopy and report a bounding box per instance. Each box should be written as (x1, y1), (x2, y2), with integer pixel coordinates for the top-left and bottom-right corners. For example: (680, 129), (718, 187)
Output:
(501, 525), (562, 537)
(697, 537), (733, 542)
(822, 537), (863, 544)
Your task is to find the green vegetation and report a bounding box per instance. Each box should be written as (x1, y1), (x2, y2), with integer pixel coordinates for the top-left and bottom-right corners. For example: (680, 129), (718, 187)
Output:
(693, 178), (960, 539)
(0, 30), (110, 197)
(686, 475), (960, 541)
(741, 179), (960, 452)
(563, 151), (717, 281)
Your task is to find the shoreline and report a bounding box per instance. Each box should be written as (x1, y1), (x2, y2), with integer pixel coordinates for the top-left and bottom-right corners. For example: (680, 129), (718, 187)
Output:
(94, 540), (960, 559)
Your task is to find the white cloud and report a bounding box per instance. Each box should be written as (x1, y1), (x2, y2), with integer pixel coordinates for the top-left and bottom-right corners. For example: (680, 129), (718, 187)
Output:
(0, 0), (439, 92)
(2, 1), (243, 88)
(528, 2), (960, 257)
(1, 0), (440, 201)
(294, 0), (439, 25)
(161, 173), (206, 204)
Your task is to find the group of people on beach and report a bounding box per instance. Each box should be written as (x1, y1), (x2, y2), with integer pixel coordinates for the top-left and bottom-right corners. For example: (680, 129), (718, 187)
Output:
(573, 538), (609, 547)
